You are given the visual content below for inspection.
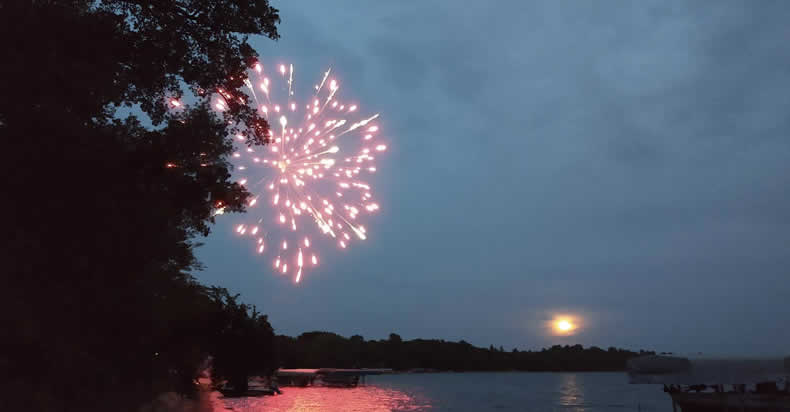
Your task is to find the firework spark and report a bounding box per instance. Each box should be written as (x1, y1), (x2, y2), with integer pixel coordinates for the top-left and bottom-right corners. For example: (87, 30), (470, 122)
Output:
(213, 62), (385, 283)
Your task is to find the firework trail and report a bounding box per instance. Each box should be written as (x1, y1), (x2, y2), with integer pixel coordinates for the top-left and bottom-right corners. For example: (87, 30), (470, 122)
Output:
(195, 62), (385, 283)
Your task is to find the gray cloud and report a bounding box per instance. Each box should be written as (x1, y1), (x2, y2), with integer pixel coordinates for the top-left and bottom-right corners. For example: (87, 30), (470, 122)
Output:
(195, 0), (790, 355)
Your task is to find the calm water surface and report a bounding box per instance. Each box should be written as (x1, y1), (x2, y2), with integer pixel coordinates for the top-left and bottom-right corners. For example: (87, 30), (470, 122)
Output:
(220, 372), (671, 411)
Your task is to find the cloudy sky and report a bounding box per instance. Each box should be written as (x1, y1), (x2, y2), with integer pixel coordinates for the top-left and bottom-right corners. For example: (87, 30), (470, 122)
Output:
(195, 0), (790, 355)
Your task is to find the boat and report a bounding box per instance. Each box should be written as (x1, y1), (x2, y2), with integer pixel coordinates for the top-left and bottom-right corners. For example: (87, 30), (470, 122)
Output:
(627, 354), (790, 411)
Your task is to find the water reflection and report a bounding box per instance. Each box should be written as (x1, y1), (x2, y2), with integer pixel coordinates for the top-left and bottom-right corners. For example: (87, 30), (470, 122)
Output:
(557, 373), (586, 410)
(215, 373), (668, 411)
(220, 386), (432, 412)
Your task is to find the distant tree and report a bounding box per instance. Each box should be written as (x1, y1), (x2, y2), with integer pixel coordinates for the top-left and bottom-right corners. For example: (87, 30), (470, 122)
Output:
(389, 333), (403, 344)
(349, 335), (365, 367)
(273, 332), (652, 373)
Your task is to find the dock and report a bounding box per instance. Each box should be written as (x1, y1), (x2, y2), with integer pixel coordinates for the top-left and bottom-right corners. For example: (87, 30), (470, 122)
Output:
(275, 368), (392, 387)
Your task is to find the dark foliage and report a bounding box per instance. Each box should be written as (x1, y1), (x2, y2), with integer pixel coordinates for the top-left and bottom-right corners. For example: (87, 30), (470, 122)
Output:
(276, 332), (654, 372)
(1, 1), (280, 410)
(205, 287), (276, 392)
(2, 0), (278, 143)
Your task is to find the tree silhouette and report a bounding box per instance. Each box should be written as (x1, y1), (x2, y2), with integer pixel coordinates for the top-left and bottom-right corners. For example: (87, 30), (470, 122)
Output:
(274, 331), (652, 372)
(3, 0), (279, 142)
(205, 288), (276, 392)
(1, 1), (280, 410)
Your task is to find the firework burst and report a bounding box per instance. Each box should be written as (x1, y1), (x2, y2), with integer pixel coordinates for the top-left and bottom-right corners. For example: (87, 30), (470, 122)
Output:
(210, 62), (385, 283)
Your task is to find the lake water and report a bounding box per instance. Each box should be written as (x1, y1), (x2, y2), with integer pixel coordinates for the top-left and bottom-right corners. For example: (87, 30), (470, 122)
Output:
(220, 372), (671, 411)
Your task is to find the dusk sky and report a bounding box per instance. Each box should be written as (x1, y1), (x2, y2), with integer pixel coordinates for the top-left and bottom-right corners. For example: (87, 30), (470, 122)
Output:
(195, 0), (790, 356)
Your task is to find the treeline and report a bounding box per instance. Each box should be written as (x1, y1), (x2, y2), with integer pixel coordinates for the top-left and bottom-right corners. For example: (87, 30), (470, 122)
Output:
(276, 332), (654, 372)
(3, 1), (281, 411)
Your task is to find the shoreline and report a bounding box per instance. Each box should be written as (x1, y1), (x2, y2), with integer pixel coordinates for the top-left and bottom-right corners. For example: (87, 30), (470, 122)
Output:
(138, 380), (225, 412)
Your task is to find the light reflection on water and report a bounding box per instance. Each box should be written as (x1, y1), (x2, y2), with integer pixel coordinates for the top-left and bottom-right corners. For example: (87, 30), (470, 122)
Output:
(220, 386), (432, 412)
(558, 374), (585, 411)
(218, 373), (668, 412)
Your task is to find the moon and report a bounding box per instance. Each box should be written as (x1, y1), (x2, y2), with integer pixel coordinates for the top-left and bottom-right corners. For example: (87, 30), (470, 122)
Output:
(548, 315), (580, 336)
(556, 319), (573, 332)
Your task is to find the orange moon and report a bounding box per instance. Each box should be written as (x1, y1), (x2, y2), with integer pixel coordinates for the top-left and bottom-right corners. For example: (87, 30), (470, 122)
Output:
(556, 319), (573, 332)
(548, 315), (581, 336)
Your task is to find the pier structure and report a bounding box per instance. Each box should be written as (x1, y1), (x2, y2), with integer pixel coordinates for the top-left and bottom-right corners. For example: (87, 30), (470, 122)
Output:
(275, 368), (392, 387)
